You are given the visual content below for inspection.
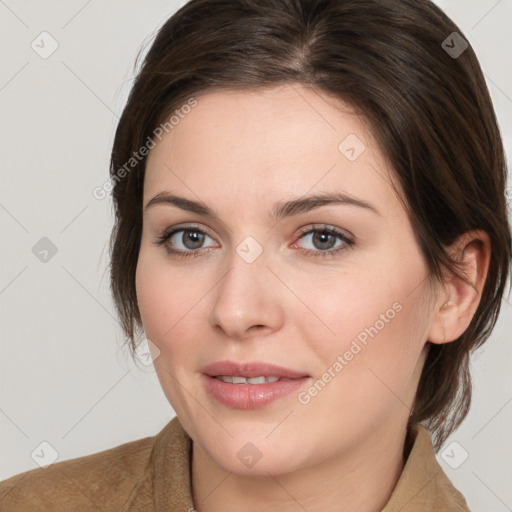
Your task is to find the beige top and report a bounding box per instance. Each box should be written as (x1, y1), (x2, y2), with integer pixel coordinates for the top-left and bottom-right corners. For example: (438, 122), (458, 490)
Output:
(0, 416), (470, 511)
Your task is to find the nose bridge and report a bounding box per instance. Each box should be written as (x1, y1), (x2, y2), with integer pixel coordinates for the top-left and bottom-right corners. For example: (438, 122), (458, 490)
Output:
(209, 236), (284, 339)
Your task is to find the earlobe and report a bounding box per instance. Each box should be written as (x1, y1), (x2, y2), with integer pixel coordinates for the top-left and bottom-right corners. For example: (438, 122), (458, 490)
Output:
(427, 230), (491, 345)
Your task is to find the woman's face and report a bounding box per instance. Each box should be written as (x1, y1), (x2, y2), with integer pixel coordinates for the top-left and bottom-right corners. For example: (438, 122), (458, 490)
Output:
(136, 83), (439, 475)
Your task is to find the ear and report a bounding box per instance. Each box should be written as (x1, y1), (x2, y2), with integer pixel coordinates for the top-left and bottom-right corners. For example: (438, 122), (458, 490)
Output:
(427, 230), (491, 345)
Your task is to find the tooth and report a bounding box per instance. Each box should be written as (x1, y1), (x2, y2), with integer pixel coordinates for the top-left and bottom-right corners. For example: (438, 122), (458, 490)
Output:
(247, 376), (266, 384)
(216, 375), (284, 384)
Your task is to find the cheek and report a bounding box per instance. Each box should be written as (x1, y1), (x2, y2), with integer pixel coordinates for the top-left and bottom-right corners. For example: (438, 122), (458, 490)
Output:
(135, 250), (188, 352)
(134, 248), (214, 376)
(296, 299), (428, 445)
(299, 255), (430, 398)
(135, 253), (167, 333)
(135, 250), (201, 408)
(289, 267), (407, 357)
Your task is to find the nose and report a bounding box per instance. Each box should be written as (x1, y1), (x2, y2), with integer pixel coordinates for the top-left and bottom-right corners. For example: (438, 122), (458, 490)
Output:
(208, 245), (286, 341)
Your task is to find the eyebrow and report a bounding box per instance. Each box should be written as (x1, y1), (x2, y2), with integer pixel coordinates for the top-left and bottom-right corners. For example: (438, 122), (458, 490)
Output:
(144, 191), (381, 219)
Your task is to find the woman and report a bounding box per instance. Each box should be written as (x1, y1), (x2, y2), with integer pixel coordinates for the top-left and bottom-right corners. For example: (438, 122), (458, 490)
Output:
(1, 0), (510, 510)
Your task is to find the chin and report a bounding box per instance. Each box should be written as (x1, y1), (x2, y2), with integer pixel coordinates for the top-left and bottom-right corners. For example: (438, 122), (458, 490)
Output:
(204, 437), (308, 477)
(222, 454), (298, 477)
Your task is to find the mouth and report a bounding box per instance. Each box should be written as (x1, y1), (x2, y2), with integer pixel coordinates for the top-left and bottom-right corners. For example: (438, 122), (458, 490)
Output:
(201, 360), (311, 409)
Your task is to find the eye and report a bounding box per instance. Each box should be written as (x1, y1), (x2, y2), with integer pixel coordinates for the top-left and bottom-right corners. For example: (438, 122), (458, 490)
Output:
(153, 225), (216, 259)
(293, 224), (354, 259)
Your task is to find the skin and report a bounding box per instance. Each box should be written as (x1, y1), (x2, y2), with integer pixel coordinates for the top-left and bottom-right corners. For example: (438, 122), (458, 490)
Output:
(135, 83), (490, 512)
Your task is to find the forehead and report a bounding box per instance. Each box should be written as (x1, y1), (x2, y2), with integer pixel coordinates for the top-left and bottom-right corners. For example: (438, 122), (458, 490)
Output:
(143, 83), (399, 217)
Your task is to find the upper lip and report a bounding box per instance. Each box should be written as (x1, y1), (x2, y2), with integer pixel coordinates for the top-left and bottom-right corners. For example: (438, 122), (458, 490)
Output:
(201, 360), (309, 379)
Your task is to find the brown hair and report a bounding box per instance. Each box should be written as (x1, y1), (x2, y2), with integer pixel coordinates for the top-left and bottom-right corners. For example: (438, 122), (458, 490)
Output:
(108, 0), (511, 449)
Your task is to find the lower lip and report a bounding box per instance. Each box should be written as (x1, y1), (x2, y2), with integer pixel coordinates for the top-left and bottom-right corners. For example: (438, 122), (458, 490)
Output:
(202, 374), (311, 409)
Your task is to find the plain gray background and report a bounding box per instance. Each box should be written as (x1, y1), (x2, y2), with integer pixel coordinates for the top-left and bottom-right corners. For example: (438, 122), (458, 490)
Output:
(0, 0), (511, 510)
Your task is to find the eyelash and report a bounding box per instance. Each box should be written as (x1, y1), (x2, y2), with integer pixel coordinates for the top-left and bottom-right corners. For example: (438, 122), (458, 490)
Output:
(153, 223), (354, 260)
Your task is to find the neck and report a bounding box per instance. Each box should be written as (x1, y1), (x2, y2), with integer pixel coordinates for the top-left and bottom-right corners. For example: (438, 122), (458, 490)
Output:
(191, 421), (408, 512)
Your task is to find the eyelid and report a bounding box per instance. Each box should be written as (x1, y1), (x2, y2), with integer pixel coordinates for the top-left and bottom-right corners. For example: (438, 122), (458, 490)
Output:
(294, 223), (354, 241)
(160, 222), (217, 241)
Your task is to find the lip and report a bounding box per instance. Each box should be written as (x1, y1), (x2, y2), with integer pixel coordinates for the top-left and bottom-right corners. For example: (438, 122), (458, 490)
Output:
(201, 360), (309, 379)
(201, 360), (311, 409)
